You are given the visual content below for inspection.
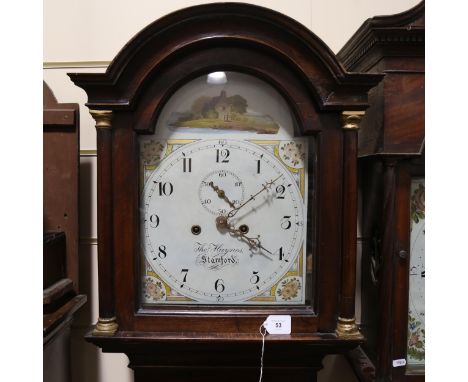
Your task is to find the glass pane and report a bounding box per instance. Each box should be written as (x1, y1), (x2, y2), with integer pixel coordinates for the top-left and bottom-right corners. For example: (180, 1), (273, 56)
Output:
(407, 178), (425, 369)
(153, 71), (297, 139)
(139, 71), (315, 306)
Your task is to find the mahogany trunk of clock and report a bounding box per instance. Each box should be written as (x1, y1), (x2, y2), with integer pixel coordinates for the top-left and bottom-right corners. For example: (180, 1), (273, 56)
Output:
(69, 3), (382, 380)
(338, 2), (425, 381)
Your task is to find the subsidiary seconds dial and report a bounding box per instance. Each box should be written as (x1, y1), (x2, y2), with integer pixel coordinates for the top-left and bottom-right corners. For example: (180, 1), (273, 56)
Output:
(199, 170), (245, 215)
(142, 139), (307, 304)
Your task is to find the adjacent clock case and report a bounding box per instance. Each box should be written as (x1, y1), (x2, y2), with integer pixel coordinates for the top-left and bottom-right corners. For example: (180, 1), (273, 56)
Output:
(338, 2), (425, 381)
(70, 3), (382, 381)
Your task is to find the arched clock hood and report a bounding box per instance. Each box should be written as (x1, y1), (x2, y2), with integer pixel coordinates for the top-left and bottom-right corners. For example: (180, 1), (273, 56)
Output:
(69, 2), (381, 113)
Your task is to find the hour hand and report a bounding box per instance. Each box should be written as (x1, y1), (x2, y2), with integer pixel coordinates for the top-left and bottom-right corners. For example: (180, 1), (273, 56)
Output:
(219, 221), (273, 258)
(209, 181), (236, 209)
(232, 230), (273, 258)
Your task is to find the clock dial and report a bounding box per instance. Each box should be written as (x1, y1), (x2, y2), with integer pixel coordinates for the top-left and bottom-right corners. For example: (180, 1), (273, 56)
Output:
(140, 139), (307, 304)
(407, 178), (425, 365)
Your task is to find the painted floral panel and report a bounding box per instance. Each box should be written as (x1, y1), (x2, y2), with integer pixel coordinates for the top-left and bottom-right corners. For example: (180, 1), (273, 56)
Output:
(407, 178), (425, 366)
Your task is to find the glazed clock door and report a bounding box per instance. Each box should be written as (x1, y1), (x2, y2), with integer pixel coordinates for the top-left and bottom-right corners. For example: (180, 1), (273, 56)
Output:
(139, 71), (312, 307)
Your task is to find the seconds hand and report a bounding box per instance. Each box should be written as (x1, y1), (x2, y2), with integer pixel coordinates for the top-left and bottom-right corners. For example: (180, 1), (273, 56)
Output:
(227, 175), (282, 219)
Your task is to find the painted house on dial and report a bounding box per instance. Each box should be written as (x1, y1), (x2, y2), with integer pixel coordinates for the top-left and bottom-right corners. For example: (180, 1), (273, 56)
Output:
(214, 90), (234, 121)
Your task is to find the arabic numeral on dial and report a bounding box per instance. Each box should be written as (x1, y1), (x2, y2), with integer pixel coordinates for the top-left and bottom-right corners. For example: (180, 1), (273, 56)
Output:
(155, 182), (173, 196)
(180, 269), (189, 287)
(276, 247), (287, 261)
(281, 216), (292, 230)
(216, 148), (230, 163)
(250, 271), (260, 289)
(235, 181), (242, 187)
(201, 199), (212, 205)
(276, 185), (286, 199)
(153, 245), (167, 259)
(215, 279), (225, 293)
(149, 214), (160, 228)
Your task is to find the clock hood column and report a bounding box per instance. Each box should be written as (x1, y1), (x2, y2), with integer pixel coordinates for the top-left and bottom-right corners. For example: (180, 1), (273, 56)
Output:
(89, 109), (118, 336)
(336, 111), (365, 339)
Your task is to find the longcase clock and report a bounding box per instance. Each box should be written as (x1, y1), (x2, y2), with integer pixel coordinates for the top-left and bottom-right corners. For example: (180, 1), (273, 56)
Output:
(338, 2), (425, 381)
(69, 4), (382, 381)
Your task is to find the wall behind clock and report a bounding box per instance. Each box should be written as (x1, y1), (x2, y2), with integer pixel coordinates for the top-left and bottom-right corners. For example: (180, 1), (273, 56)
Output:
(43, 1), (420, 381)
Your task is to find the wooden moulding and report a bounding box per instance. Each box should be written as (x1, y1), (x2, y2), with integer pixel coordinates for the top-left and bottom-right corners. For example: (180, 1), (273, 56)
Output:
(43, 278), (74, 306)
(337, 1), (424, 73)
(338, 1), (424, 158)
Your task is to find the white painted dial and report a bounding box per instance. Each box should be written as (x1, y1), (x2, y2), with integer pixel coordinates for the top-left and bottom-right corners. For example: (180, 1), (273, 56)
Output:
(141, 139), (306, 304)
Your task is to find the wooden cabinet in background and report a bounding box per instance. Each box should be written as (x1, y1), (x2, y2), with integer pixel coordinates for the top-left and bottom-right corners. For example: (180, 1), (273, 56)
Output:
(338, 2), (425, 381)
(43, 81), (86, 382)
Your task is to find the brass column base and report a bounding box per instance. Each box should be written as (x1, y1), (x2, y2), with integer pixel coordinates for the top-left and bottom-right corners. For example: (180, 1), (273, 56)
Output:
(335, 317), (364, 339)
(93, 316), (119, 336)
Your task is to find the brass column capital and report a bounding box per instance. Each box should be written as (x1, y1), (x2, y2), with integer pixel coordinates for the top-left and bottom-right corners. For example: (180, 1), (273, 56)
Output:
(335, 317), (363, 339)
(93, 316), (118, 336)
(341, 111), (365, 130)
(89, 109), (113, 129)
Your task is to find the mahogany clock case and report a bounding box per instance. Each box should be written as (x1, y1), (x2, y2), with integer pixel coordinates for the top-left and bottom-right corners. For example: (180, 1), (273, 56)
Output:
(69, 3), (382, 381)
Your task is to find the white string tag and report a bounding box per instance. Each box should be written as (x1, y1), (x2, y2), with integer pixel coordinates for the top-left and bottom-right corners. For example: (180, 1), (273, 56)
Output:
(263, 315), (291, 334)
(259, 323), (267, 382)
(259, 315), (291, 381)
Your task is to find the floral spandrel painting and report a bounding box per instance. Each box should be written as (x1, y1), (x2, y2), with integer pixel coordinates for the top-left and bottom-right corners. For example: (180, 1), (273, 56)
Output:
(167, 90), (280, 134)
(411, 182), (425, 223)
(407, 179), (425, 366)
(276, 276), (302, 302)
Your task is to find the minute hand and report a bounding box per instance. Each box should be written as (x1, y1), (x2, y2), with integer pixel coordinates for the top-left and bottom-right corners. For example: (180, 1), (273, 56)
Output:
(227, 175), (282, 219)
